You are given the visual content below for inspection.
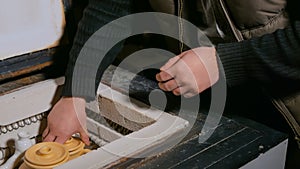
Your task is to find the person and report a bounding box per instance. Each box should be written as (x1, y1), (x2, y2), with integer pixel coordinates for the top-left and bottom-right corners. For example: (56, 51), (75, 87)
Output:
(42, 0), (300, 148)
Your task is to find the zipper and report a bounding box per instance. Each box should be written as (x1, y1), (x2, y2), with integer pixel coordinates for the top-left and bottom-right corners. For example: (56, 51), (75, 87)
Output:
(178, 0), (184, 53)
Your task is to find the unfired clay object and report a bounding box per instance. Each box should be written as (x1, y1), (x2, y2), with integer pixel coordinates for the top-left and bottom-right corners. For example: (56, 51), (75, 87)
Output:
(18, 137), (90, 169)
(63, 137), (91, 160)
(23, 142), (69, 169)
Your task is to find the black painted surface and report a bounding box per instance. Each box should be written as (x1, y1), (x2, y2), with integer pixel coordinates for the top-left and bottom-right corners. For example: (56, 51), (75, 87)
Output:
(0, 49), (54, 74)
(112, 114), (286, 169)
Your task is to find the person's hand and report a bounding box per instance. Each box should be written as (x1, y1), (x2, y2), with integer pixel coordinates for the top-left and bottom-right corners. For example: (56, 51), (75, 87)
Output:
(156, 47), (219, 98)
(42, 97), (90, 145)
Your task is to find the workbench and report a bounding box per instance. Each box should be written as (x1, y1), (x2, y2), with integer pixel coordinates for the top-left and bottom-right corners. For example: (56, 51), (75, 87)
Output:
(0, 65), (288, 169)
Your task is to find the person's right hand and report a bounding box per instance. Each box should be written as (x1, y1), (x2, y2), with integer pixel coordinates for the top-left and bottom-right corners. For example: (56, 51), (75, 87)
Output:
(156, 47), (219, 98)
(42, 97), (90, 145)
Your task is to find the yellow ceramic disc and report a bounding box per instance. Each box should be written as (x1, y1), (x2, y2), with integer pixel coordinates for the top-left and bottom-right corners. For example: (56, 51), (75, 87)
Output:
(24, 142), (68, 167)
(63, 137), (84, 152)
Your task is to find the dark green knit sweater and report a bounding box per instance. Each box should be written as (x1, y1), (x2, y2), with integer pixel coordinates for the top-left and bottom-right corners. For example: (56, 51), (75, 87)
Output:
(217, 20), (300, 88)
(62, 0), (132, 101)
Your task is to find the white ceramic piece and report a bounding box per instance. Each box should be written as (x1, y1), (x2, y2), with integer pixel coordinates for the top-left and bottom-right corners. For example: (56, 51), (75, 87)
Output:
(15, 132), (34, 153)
(0, 132), (33, 169)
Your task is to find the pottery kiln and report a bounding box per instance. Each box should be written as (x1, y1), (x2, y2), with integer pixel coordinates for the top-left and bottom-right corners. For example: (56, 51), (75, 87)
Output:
(0, 75), (189, 169)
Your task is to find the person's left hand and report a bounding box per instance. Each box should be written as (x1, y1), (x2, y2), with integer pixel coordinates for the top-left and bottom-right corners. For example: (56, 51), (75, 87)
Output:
(156, 47), (219, 98)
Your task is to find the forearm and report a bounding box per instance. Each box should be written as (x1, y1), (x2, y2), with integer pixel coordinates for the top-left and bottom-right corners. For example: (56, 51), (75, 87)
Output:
(62, 0), (132, 101)
(217, 20), (300, 88)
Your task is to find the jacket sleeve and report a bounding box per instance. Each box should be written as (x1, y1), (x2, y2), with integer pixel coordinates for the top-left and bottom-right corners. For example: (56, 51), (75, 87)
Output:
(61, 0), (132, 101)
(217, 19), (300, 90)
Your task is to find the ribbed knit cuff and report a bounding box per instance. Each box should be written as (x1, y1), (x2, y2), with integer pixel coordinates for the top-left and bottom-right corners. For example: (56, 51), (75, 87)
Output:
(216, 40), (253, 87)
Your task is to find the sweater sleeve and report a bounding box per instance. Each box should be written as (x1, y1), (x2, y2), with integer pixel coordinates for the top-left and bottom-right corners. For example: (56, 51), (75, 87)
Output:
(61, 0), (132, 101)
(217, 20), (300, 89)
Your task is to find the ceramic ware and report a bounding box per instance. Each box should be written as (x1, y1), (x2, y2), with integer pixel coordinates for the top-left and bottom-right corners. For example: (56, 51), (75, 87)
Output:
(63, 137), (90, 160)
(22, 142), (69, 169)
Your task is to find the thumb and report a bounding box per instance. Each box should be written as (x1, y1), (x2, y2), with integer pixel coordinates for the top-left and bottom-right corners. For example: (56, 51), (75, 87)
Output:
(79, 129), (90, 145)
